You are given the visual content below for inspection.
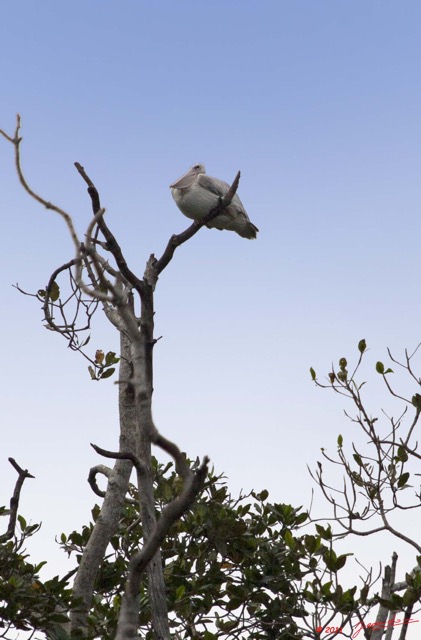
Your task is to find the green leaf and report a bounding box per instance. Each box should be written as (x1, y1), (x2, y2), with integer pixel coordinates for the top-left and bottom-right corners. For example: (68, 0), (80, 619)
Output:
(48, 281), (60, 302)
(18, 515), (27, 530)
(25, 524), (40, 535)
(321, 581), (333, 595)
(283, 529), (295, 549)
(257, 489), (269, 501)
(402, 588), (418, 606)
(339, 357), (347, 369)
(397, 472), (410, 488)
(337, 434), (343, 447)
(375, 596), (399, 611)
(99, 368), (115, 380)
(336, 554), (348, 570)
(175, 585), (186, 600)
(304, 535), (320, 554)
(412, 393), (421, 409)
(396, 446), (408, 463)
(323, 549), (337, 572)
(105, 351), (120, 366)
(295, 511), (308, 525)
(353, 453), (363, 467)
(49, 613), (70, 623)
(310, 367), (316, 381)
(375, 361), (385, 374)
(384, 368), (393, 374)
(315, 524), (332, 540)
(358, 339), (366, 353)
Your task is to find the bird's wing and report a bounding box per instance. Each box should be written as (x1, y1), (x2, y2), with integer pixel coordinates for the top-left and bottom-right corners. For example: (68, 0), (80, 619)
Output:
(197, 174), (229, 198)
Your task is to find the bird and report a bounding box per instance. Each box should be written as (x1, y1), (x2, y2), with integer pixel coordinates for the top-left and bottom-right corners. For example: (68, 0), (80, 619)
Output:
(170, 164), (259, 239)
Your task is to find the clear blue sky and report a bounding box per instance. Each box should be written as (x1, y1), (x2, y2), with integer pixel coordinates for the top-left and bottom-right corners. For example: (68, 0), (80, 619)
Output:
(1, 0), (421, 627)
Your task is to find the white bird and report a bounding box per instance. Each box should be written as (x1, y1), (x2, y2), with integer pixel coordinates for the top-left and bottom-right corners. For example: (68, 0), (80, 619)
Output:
(170, 164), (259, 240)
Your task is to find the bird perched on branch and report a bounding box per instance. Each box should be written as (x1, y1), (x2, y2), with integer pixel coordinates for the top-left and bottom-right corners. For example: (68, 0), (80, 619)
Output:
(170, 164), (259, 239)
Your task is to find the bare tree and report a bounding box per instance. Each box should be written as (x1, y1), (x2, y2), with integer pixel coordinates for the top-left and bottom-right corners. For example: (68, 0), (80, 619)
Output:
(0, 115), (246, 639)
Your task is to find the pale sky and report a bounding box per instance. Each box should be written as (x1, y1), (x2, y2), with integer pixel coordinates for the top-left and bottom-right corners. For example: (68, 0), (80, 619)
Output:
(1, 1), (421, 635)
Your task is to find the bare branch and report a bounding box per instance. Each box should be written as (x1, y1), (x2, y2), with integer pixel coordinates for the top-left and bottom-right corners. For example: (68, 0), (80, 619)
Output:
(1, 115), (81, 250)
(88, 464), (137, 505)
(0, 458), (35, 543)
(74, 162), (147, 302)
(87, 464), (112, 498)
(91, 443), (146, 477)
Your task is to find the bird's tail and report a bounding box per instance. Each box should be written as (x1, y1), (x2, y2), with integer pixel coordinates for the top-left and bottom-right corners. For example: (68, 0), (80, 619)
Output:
(238, 222), (259, 240)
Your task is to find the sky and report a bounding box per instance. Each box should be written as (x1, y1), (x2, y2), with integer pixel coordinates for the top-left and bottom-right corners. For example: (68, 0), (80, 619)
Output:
(1, 0), (421, 634)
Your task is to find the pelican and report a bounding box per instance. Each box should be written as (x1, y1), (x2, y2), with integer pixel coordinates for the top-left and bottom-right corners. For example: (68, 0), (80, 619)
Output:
(170, 164), (259, 240)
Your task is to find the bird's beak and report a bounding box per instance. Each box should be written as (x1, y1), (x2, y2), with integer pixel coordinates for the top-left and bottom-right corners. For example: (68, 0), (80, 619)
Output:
(170, 167), (197, 189)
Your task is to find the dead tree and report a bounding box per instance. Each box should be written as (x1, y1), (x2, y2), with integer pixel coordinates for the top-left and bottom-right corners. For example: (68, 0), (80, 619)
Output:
(0, 115), (244, 639)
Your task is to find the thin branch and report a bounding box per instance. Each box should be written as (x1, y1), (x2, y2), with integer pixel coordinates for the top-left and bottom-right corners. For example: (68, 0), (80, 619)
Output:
(87, 465), (112, 498)
(43, 258), (78, 330)
(74, 162), (147, 302)
(90, 443), (145, 476)
(1, 115), (81, 250)
(88, 464), (137, 505)
(0, 458), (35, 543)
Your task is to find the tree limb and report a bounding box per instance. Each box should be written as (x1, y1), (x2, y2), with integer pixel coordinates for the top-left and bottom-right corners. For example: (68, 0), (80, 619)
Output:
(115, 457), (209, 640)
(0, 458), (35, 543)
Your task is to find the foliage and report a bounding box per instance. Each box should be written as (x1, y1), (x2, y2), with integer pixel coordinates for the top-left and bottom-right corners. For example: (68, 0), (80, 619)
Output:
(4, 339), (421, 639)
(56, 462), (366, 640)
(1, 462), (367, 640)
(0, 509), (75, 638)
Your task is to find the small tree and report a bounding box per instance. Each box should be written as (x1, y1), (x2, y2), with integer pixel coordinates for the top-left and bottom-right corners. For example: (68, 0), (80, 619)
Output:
(0, 115), (250, 638)
(310, 341), (421, 640)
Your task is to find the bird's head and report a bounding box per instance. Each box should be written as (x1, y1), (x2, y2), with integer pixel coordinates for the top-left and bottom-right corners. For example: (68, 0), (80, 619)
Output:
(170, 163), (206, 189)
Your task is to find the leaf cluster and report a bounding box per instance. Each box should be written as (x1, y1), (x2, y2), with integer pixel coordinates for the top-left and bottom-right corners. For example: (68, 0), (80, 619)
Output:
(0, 512), (75, 637)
